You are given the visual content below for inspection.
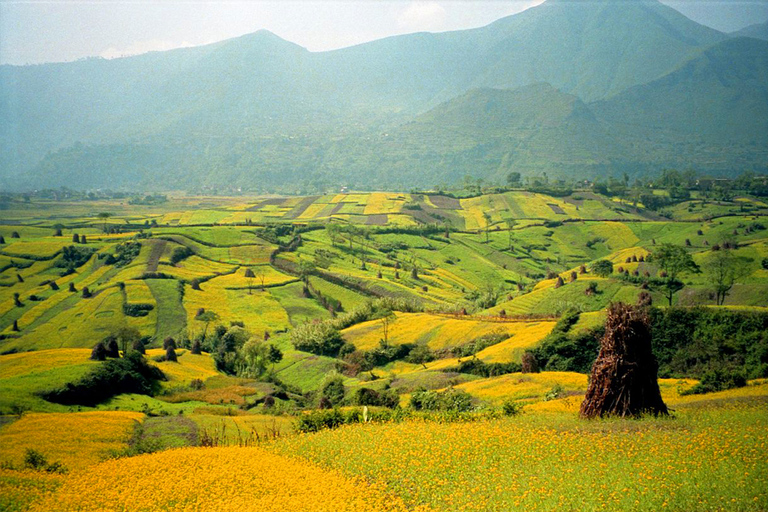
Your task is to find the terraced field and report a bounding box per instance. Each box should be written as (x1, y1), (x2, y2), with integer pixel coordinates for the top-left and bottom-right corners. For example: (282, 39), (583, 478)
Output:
(1, 189), (767, 511)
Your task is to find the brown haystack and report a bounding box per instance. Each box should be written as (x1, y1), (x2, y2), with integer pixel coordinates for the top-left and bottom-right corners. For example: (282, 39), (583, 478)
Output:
(580, 302), (668, 419)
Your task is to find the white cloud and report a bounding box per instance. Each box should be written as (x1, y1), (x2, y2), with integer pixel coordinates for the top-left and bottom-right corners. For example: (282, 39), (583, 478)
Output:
(397, 1), (448, 32)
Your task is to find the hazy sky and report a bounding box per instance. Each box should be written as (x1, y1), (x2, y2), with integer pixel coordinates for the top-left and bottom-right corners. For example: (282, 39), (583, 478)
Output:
(1, 0), (767, 65)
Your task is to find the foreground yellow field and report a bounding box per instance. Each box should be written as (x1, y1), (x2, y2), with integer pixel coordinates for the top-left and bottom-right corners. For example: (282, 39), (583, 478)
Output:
(0, 412), (142, 472)
(27, 447), (431, 512)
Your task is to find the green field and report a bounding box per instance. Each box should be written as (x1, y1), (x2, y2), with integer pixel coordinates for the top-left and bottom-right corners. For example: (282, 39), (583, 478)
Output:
(1, 189), (767, 511)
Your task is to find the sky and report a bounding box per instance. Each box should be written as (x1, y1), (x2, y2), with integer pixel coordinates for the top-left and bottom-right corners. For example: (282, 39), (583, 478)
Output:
(1, 0), (767, 65)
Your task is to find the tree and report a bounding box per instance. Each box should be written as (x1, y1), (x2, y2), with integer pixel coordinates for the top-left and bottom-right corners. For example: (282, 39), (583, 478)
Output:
(506, 172), (522, 188)
(267, 344), (283, 369)
(591, 260), (613, 277)
(115, 326), (141, 355)
(320, 373), (345, 407)
(97, 212), (112, 233)
(236, 338), (268, 378)
(649, 243), (699, 306)
(195, 311), (219, 338)
(704, 246), (749, 305)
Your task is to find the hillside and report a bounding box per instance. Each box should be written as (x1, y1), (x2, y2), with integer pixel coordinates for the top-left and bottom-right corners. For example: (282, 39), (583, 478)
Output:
(732, 20), (768, 40)
(5, 0), (767, 191)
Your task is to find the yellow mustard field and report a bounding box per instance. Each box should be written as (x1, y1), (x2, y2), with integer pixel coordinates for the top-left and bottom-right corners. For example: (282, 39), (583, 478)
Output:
(0, 412), (142, 472)
(28, 446), (432, 512)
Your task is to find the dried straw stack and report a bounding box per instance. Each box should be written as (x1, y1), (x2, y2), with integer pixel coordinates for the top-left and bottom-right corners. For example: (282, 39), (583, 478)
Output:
(580, 302), (668, 418)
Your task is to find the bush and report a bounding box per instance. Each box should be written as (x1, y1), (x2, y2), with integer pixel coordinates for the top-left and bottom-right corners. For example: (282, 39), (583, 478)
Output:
(170, 246), (194, 265)
(449, 359), (522, 378)
(123, 303), (154, 317)
(410, 388), (474, 412)
(502, 399), (522, 416)
(320, 374), (345, 407)
(104, 241), (141, 267)
(55, 245), (95, 272)
(591, 259), (613, 277)
(291, 322), (344, 356)
(351, 388), (399, 408)
(40, 352), (165, 406)
(682, 368), (747, 395)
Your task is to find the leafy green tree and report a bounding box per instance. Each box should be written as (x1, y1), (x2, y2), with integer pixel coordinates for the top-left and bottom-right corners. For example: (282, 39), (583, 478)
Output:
(97, 212), (112, 233)
(704, 246), (749, 305)
(236, 338), (268, 378)
(649, 243), (700, 305)
(320, 373), (345, 407)
(591, 259), (613, 277)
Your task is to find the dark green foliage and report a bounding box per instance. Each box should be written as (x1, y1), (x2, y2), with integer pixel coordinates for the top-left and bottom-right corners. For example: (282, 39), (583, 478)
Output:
(591, 259), (613, 277)
(762, 257), (768, 270)
(291, 322), (344, 357)
(453, 330), (510, 358)
(681, 368), (747, 395)
(649, 307), (768, 380)
(410, 388), (473, 412)
(104, 241), (142, 267)
(40, 351), (165, 406)
(123, 303), (154, 317)
(320, 374), (345, 407)
(502, 399), (523, 416)
(24, 449), (67, 474)
(55, 245), (95, 272)
(531, 329), (602, 373)
(449, 359), (522, 378)
(351, 387), (399, 408)
(170, 246), (194, 265)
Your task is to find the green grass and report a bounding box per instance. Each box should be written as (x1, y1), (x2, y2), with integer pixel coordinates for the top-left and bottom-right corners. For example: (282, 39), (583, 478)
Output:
(146, 278), (187, 342)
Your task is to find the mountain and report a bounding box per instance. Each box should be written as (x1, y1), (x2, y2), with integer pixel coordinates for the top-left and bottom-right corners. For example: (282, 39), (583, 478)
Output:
(1, 0), (765, 192)
(731, 21), (768, 40)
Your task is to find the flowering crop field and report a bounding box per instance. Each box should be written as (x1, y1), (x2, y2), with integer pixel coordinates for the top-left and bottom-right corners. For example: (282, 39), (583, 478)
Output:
(25, 446), (432, 512)
(272, 393), (768, 512)
(0, 412), (142, 472)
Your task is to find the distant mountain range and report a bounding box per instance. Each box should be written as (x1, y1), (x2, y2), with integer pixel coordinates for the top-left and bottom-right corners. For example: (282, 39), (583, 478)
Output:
(1, 0), (767, 192)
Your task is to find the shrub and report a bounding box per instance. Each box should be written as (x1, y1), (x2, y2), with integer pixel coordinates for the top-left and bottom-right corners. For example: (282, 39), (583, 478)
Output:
(352, 388), (399, 408)
(502, 399), (522, 416)
(170, 246), (194, 265)
(681, 368), (747, 395)
(291, 322), (344, 356)
(41, 352), (165, 406)
(320, 374), (345, 407)
(410, 388), (474, 412)
(123, 303), (154, 317)
(591, 260), (613, 277)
